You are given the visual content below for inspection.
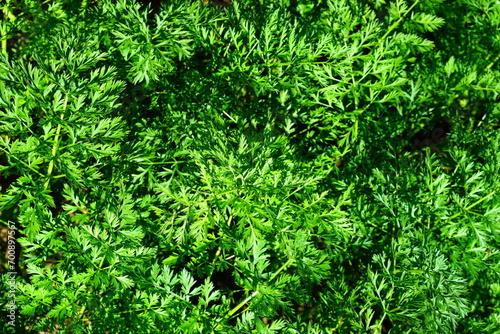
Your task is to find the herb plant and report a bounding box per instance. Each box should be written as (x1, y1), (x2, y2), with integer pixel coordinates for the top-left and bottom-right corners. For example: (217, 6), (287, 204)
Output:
(0, 0), (499, 333)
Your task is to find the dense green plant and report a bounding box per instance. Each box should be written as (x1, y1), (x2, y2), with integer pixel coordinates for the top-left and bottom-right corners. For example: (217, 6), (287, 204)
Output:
(0, 0), (499, 333)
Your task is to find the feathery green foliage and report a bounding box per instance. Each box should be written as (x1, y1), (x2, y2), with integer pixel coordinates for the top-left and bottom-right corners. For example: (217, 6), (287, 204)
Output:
(0, 0), (499, 333)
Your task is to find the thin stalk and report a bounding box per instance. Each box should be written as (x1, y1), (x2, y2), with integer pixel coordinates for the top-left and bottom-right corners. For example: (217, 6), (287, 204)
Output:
(450, 86), (500, 92)
(453, 190), (497, 219)
(375, 0), (420, 48)
(434, 189), (498, 230)
(44, 95), (68, 189)
(1, 5), (16, 54)
(227, 290), (260, 319)
(1, 33), (6, 55)
(211, 257), (295, 333)
(471, 86), (500, 92)
(486, 53), (500, 70)
(0, 147), (45, 178)
(268, 257), (294, 282)
(77, 247), (108, 322)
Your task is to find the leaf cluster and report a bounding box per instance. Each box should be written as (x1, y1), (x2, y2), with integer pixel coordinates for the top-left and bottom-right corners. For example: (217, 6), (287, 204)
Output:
(0, 0), (499, 333)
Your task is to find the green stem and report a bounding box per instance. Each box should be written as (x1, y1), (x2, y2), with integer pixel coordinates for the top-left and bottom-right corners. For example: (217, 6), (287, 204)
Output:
(434, 189), (498, 230)
(211, 257), (295, 333)
(269, 257), (294, 282)
(486, 53), (500, 71)
(453, 190), (497, 219)
(227, 290), (260, 319)
(450, 86), (500, 92)
(1, 4), (17, 54)
(375, 0), (420, 48)
(0, 146), (45, 178)
(44, 95), (68, 189)
(77, 247), (109, 322)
